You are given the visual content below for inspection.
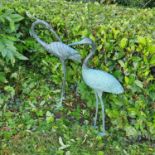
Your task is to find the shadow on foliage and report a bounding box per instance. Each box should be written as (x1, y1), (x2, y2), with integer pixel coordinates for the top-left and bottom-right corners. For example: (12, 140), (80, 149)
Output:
(66, 0), (155, 8)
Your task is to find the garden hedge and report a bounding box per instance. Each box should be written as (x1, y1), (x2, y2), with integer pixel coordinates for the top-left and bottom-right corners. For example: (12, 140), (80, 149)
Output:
(1, 0), (155, 154)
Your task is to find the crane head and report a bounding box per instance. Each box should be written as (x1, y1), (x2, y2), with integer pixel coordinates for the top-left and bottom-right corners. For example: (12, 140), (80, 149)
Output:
(69, 37), (93, 46)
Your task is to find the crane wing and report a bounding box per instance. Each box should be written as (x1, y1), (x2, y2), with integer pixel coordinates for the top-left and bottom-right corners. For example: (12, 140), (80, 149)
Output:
(82, 68), (124, 94)
(49, 42), (81, 62)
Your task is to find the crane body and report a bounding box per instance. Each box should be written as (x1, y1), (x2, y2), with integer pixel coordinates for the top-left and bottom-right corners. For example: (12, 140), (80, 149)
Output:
(82, 68), (123, 94)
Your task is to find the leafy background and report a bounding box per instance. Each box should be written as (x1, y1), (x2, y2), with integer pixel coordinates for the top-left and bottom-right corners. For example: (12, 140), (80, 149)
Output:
(67, 0), (155, 8)
(0, 0), (155, 154)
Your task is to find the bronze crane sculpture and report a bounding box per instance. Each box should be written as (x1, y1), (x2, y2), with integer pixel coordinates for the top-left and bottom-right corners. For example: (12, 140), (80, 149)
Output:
(31, 19), (81, 107)
(69, 38), (124, 136)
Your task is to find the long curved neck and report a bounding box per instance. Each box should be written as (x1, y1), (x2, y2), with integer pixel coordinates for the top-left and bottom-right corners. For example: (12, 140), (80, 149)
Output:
(83, 42), (96, 69)
(31, 20), (48, 48)
(31, 20), (61, 49)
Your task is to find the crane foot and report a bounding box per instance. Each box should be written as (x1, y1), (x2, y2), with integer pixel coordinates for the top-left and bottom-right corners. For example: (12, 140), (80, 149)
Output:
(98, 131), (106, 137)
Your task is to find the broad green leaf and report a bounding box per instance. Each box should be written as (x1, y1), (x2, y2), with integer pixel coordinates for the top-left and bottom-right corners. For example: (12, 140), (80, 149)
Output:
(150, 54), (155, 65)
(135, 80), (143, 88)
(125, 76), (129, 84)
(149, 45), (155, 54)
(9, 14), (24, 22)
(0, 37), (28, 62)
(46, 111), (54, 123)
(4, 86), (15, 97)
(120, 38), (128, 48)
(15, 52), (28, 60)
(97, 151), (104, 155)
(59, 137), (70, 150)
(0, 72), (7, 83)
(9, 20), (15, 32)
(10, 72), (18, 79)
(0, 42), (6, 57)
(125, 126), (138, 137)
(118, 60), (125, 68)
(137, 36), (146, 46)
(46, 111), (53, 117)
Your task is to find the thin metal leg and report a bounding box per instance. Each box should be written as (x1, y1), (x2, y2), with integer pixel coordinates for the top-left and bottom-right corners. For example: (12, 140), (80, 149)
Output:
(94, 91), (99, 128)
(98, 92), (106, 136)
(59, 60), (66, 106)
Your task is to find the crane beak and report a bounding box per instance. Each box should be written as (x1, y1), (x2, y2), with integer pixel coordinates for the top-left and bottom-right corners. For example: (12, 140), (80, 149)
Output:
(69, 38), (93, 46)
(68, 40), (84, 46)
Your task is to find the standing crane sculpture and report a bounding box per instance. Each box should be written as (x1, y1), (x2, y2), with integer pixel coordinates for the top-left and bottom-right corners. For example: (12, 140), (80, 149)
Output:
(31, 19), (81, 107)
(69, 38), (124, 136)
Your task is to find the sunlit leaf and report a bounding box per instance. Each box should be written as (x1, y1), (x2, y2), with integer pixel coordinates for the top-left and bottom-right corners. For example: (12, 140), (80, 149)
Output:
(120, 38), (128, 49)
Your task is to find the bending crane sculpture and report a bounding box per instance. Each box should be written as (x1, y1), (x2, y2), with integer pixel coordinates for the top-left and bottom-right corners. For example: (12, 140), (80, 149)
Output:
(31, 19), (81, 106)
(69, 38), (124, 136)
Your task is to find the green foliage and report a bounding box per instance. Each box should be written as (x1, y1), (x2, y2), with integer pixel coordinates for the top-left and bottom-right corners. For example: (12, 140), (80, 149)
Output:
(116, 0), (155, 8)
(0, 0), (155, 154)
(72, 0), (155, 8)
(0, 9), (28, 64)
